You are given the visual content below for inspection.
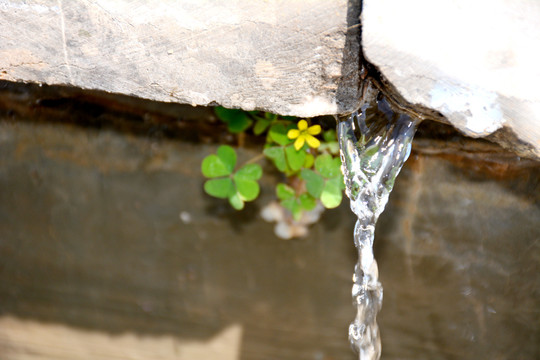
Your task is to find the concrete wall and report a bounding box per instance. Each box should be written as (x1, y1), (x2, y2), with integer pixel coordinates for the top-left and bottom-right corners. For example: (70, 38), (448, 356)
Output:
(0, 0), (361, 117)
(1, 0), (539, 158)
(0, 111), (538, 359)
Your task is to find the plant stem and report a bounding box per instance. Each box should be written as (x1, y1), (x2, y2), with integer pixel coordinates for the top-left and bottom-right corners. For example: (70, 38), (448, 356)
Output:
(243, 153), (265, 166)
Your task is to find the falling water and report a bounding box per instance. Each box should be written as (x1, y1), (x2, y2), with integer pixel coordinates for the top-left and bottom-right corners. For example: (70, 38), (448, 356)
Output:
(338, 84), (419, 360)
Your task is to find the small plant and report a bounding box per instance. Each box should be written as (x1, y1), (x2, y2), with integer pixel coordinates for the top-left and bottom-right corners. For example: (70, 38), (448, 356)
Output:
(201, 107), (344, 233)
(201, 145), (262, 210)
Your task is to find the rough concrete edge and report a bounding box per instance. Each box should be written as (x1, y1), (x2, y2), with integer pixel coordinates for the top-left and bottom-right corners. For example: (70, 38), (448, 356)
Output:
(355, 4), (539, 161)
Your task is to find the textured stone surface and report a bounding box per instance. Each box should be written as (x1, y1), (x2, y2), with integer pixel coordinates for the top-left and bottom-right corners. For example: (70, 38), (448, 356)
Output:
(362, 0), (540, 159)
(0, 114), (538, 359)
(0, 0), (361, 117)
(2, 0), (539, 158)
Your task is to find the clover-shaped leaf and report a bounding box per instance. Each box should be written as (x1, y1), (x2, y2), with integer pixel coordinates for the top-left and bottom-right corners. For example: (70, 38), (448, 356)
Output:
(285, 145), (306, 172)
(304, 153), (315, 169)
(269, 124), (293, 146)
(201, 145), (236, 177)
(323, 129), (337, 142)
(215, 107), (252, 133)
(276, 183), (295, 200)
(234, 163), (262, 202)
(203, 107), (346, 222)
(254, 118), (271, 135)
(299, 193), (317, 211)
(315, 153), (341, 179)
(275, 183), (317, 220)
(264, 144), (307, 174)
(228, 191), (244, 210)
(264, 146), (288, 173)
(265, 112), (278, 121)
(320, 177), (343, 208)
(300, 154), (344, 209)
(202, 146), (262, 210)
(252, 112), (278, 135)
(318, 129), (340, 155)
(204, 178), (234, 199)
(300, 169), (324, 198)
(235, 163), (262, 180)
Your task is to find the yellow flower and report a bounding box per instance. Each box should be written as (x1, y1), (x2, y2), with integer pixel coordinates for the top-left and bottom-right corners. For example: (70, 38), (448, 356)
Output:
(287, 120), (321, 151)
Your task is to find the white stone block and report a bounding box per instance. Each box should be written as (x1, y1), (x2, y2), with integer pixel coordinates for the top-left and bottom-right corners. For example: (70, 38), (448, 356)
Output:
(362, 0), (540, 158)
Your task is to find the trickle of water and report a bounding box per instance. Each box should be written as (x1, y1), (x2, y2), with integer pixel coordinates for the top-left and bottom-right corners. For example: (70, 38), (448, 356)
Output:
(337, 84), (419, 360)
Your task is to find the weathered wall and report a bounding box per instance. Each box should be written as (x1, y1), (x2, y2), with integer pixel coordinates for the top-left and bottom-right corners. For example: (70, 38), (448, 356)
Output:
(0, 117), (538, 359)
(0, 0), (361, 117)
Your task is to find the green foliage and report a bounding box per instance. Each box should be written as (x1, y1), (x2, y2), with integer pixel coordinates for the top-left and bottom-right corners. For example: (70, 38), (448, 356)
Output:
(201, 145), (262, 209)
(276, 183), (317, 220)
(318, 129), (340, 155)
(202, 108), (346, 222)
(301, 154), (344, 209)
(214, 107), (253, 133)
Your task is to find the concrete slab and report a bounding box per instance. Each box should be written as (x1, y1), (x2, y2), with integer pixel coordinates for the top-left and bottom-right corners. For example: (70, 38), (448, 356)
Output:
(362, 0), (540, 159)
(0, 0), (361, 117)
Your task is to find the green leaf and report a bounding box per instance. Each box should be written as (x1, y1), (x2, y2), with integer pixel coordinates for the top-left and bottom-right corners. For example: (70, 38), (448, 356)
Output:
(281, 115), (297, 121)
(228, 191), (244, 210)
(269, 124), (293, 146)
(214, 107), (252, 133)
(323, 129), (337, 142)
(281, 197), (302, 221)
(253, 118), (271, 135)
(201, 146), (236, 177)
(201, 155), (229, 177)
(234, 177), (260, 201)
(285, 145), (306, 172)
(235, 163), (262, 181)
(264, 112), (278, 121)
(301, 169), (324, 198)
(315, 154), (341, 179)
(263, 146), (289, 172)
(320, 177), (343, 209)
(318, 142), (340, 155)
(276, 183), (295, 200)
(217, 145), (236, 173)
(303, 153), (315, 168)
(299, 193), (317, 211)
(204, 178), (234, 199)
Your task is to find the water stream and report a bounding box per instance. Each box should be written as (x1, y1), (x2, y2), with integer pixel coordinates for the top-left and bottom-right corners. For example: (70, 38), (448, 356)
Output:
(338, 83), (419, 359)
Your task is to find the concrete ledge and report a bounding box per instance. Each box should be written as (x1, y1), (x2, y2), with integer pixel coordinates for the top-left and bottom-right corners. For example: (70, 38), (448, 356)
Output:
(362, 0), (540, 159)
(0, 0), (361, 117)
(2, 0), (539, 158)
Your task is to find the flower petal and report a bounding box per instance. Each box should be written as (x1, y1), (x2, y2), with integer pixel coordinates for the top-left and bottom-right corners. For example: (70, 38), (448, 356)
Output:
(305, 135), (321, 149)
(287, 129), (300, 139)
(294, 136), (305, 151)
(307, 124), (321, 135)
(297, 120), (308, 131)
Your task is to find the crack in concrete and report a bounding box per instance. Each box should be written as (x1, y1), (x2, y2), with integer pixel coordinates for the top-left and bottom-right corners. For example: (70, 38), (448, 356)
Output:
(57, 0), (73, 83)
(2, 61), (47, 70)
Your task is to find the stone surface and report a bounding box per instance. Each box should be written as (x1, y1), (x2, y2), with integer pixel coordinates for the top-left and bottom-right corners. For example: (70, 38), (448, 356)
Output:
(0, 110), (538, 359)
(2, 0), (539, 158)
(362, 0), (540, 159)
(0, 121), (359, 360)
(0, 0), (361, 117)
